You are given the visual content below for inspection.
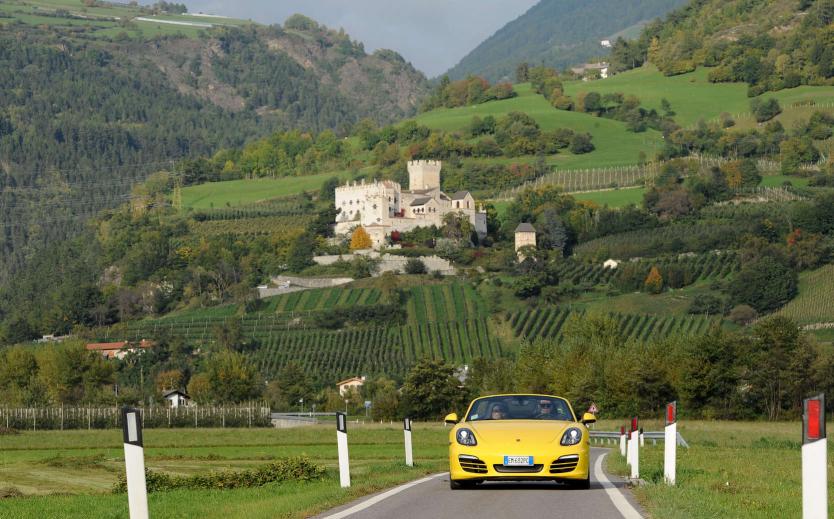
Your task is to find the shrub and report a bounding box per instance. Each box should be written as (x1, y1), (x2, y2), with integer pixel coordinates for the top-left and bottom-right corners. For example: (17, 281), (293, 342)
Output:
(728, 304), (758, 325)
(750, 98), (781, 123)
(404, 258), (427, 275)
(688, 294), (726, 315)
(113, 457), (325, 493)
(569, 133), (595, 154)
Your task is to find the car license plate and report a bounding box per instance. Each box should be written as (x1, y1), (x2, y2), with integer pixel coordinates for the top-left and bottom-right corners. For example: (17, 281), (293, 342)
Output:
(504, 455), (533, 466)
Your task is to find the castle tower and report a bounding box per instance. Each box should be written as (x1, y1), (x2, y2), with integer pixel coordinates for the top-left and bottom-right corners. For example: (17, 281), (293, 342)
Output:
(407, 160), (442, 191)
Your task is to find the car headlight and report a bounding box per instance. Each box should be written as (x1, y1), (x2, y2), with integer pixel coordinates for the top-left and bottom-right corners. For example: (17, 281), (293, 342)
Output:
(560, 427), (582, 446)
(456, 428), (477, 446)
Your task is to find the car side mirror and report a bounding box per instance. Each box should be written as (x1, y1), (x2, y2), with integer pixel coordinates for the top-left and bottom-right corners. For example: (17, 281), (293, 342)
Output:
(444, 413), (458, 425)
(581, 413), (597, 425)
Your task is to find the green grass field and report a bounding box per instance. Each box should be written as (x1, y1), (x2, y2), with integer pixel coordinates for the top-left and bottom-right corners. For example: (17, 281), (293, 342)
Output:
(0, 424), (447, 518)
(1, 421), (830, 518)
(777, 264), (834, 326)
(411, 84), (665, 169)
(573, 187), (646, 207)
(565, 65), (834, 128)
(180, 172), (351, 209)
(605, 420), (834, 519)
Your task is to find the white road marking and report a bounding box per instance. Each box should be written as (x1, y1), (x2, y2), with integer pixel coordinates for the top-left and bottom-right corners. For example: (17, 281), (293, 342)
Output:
(594, 452), (644, 519)
(320, 473), (446, 519)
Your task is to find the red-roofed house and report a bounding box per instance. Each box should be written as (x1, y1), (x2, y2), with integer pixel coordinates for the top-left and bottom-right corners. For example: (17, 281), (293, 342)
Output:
(85, 340), (153, 360)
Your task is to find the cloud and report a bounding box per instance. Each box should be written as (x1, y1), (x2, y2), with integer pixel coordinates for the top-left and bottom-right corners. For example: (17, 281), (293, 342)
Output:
(182, 0), (538, 76)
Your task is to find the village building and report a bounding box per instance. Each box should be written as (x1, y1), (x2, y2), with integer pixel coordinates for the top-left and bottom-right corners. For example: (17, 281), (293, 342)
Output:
(603, 259), (621, 269)
(571, 62), (609, 80)
(336, 376), (366, 396)
(162, 389), (191, 408)
(334, 160), (487, 248)
(514, 223), (537, 251)
(85, 340), (153, 360)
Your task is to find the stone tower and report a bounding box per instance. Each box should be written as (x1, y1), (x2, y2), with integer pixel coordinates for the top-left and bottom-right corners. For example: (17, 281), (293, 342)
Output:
(407, 160), (442, 191)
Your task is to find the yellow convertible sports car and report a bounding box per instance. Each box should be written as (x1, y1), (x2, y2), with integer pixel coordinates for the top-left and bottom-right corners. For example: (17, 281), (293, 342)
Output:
(445, 394), (596, 490)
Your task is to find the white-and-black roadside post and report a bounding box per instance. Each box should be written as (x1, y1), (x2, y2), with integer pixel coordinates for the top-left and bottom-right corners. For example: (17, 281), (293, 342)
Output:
(403, 417), (414, 467)
(122, 407), (149, 519)
(620, 425), (627, 458)
(802, 394), (826, 519)
(336, 411), (351, 488)
(664, 401), (677, 486)
(639, 427), (645, 447)
(629, 416), (639, 480)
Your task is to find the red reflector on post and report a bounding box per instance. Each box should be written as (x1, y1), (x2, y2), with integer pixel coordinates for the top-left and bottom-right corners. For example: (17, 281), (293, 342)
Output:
(807, 400), (821, 441)
(666, 402), (676, 425)
(631, 417), (638, 432)
(803, 394), (826, 444)
(620, 425), (625, 435)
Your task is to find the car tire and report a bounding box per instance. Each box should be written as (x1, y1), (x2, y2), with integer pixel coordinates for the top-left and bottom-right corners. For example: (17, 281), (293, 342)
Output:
(569, 476), (591, 490)
(450, 479), (475, 490)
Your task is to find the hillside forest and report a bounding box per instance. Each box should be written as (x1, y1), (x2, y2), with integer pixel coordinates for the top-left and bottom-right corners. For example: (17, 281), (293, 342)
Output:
(1, 0), (834, 422)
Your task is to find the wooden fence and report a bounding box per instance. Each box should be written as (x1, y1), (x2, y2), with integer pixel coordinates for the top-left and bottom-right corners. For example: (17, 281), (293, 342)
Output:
(0, 405), (272, 430)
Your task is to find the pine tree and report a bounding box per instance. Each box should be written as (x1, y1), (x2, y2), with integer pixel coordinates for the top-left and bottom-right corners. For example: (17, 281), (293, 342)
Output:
(350, 226), (373, 250)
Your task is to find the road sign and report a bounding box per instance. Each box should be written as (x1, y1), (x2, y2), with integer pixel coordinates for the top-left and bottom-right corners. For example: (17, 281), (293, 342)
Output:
(364, 400), (372, 409)
(588, 403), (599, 414)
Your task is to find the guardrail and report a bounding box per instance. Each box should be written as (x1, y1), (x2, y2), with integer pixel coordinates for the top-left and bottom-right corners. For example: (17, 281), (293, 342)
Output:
(590, 430), (689, 448)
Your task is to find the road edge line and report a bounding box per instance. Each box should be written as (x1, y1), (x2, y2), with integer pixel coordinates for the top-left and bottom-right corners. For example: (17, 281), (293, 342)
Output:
(594, 452), (643, 519)
(320, 472), (446, 519)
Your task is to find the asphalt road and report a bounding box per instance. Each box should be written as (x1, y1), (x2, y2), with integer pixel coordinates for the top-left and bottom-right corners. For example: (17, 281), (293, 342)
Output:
(315, 448), (644, 519)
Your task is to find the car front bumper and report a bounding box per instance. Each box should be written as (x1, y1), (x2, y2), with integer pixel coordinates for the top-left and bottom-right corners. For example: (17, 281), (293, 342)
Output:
(449, 444), (590, 482)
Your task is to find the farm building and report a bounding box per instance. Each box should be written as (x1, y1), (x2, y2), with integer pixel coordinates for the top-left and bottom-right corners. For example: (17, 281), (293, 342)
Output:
(337, 376), (366, 396)
(85, 340), (153, 360)
(162, 389), (191, 408)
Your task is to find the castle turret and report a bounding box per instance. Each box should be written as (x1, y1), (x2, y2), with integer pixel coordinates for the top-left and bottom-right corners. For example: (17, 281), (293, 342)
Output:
(407, 160), (441, 191)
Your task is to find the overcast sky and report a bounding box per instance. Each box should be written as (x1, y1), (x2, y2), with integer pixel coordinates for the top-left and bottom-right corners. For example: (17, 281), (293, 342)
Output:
(182, 1), (539, 77)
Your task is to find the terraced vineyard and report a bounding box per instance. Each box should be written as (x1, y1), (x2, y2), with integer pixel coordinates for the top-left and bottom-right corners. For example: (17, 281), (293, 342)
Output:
(264, 287), (382, 313)
(98, 281), (497, 380)
(776, 264), (834, 326)
(253, 319), (500, 381)
(508, 306), (718, 343)
(405, 283), (488, 324)
(553, 260), (617, 286)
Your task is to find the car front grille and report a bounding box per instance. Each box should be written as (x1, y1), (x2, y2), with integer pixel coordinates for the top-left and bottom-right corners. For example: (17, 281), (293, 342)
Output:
(458, 455), (488, 474)
(493, 464), (544, 473)
(550, 455), (579, 474)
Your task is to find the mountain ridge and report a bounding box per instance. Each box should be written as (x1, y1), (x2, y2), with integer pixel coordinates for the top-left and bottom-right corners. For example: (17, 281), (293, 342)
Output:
(443, 0), (688, 82)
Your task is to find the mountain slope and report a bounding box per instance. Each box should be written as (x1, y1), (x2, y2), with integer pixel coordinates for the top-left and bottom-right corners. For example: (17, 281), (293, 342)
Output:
(443, 0), (687, 82)
(624, 0), (834, 94)
(0, 6), (428, 286)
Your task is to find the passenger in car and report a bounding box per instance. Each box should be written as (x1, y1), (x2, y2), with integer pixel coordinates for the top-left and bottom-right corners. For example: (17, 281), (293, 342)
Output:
(490, 404), (507, 420)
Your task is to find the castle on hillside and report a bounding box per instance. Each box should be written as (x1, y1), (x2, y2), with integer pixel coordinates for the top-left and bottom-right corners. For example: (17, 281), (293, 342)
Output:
(334, 160), (487, 248)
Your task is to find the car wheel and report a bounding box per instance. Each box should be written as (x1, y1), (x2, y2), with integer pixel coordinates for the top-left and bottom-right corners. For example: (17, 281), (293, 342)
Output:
(569, 476), (591, 490)
(450, 479), (475, 490)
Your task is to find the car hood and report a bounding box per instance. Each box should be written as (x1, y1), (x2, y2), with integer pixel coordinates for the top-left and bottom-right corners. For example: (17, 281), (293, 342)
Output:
(466, 420), (575, 446)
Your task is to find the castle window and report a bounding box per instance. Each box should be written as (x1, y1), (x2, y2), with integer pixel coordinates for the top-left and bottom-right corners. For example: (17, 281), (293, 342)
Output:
(372, 204), (378, 210)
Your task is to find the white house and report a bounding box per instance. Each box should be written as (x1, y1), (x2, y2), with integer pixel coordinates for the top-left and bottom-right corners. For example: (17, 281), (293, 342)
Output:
(337, 376), (366, 396)
(600, 39), (612, 48)
(163, 389), (191, 408)
(603, 259), (621, 269)
(334, 160), (487, 248)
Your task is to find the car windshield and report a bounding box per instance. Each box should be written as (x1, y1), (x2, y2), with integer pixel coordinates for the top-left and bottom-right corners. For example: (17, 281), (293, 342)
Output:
(465, 395), (575, 422)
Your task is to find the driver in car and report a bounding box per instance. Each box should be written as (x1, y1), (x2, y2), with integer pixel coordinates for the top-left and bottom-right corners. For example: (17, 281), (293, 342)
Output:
(535, 399), (559, 419)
